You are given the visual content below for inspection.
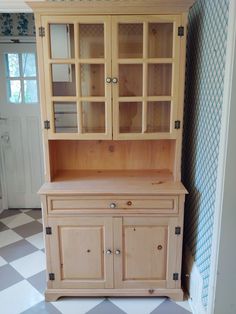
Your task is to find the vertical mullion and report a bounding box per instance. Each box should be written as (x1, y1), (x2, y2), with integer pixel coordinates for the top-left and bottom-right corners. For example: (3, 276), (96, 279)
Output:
(19, 53), (24, 103)
(75, 22), (82, 134)
(142, 21), (148, 133)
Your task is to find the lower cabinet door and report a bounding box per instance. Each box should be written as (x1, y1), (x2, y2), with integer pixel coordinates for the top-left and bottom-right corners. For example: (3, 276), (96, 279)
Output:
(113, 217), (179, 289)
(48, 217), (113, 289)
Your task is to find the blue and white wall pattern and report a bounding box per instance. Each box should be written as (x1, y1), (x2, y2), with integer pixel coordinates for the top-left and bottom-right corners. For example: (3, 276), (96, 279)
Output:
(0, 13), (35, 37)
(182, 0), (229, 309)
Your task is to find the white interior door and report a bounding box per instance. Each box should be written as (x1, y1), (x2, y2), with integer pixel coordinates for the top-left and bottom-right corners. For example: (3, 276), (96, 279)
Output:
(0, 43), (43, 209)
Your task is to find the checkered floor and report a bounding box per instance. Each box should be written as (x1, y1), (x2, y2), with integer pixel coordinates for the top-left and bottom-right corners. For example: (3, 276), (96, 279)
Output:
(0, 209), (192, 314)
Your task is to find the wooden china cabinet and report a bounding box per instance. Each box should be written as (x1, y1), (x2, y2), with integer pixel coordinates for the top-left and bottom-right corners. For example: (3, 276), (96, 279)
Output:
(29, 0), (194, 301)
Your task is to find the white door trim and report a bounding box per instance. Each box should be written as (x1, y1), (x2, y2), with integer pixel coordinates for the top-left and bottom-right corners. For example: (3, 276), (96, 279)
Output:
(207, 1), (236, 313)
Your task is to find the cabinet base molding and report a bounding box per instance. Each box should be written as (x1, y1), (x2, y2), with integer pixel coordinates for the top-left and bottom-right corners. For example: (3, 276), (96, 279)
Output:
(45, 288), (184, 302)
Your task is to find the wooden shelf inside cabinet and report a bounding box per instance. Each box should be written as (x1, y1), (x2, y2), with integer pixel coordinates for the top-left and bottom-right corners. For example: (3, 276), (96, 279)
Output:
(39, 170), (187, 195)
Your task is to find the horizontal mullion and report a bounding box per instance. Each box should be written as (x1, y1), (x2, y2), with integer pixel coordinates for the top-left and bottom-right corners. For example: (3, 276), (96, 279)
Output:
(48, 59), (75, 64)
(51, 96), (77, 102)
(79, 59), (106, 64)
(118, 97), (144, 102)
(118, 58), (144, 64)
(79, 97), (106, 102)
(117, 58), (174, 64)
(146, 96), (173, 102)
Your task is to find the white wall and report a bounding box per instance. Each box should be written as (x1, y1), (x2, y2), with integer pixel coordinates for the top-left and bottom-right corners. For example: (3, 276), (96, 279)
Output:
(0, 0), (44, 13)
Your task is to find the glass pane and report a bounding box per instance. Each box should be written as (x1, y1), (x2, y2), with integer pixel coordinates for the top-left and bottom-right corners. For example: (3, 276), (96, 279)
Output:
(54, 102), (77, 133)
(52, 64), (76, 96)
(119, 64), (142, 96)
(79, 24), (104, 58)
(147, 101), (171, 132)
(148, 64), (172, 96)
(82, 102), (105, 133)
(50, 24), (74, 59)
(24, 80), (38, 103)
(148, 23), (173, 58)
(22, 53), (36, 77)
(5, 54), (20, 77)
(118, 23), (143, 58)
(80, 64), (104, 96)
(7, 80), (22, 103)
(119, 102), (142, 133)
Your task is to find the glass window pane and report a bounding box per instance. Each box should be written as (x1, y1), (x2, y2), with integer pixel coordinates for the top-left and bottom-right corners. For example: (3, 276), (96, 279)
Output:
(118, 23), (143, 58)
(148, 64), (172, 96)
(147, 101), (171, 133)
(148, 23), (173, 58)
(54, 102), (77, 133)
(119, 102), (142, 133)
(5, 54), (20, 77)
(50, 24), (74, 59)
(82, 102), (105, 133)
(80, 64), (104, 97)
(119, 64), (143, 96)
(24, 80), (38, 103)
(52, 64), (76, 96)
(79, 24), (104, 58)
(22, 53), (36, 77)
(7, 80), (22, 103)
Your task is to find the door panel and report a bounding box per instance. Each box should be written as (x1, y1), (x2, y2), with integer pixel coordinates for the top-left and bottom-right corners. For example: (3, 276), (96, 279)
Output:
(49, 217), (113, 289)
(114, 217), (178, 289)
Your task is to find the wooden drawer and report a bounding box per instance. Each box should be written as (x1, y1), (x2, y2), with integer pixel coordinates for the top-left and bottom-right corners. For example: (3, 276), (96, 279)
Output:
(47, 195), (179, 214)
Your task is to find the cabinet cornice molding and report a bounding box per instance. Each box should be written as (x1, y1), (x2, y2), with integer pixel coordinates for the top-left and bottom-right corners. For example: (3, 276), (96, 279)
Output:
(27, 0), (195, 15)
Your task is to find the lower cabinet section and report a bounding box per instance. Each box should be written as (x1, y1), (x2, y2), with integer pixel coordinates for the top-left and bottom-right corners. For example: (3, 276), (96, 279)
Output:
(46, 216), (181, 293)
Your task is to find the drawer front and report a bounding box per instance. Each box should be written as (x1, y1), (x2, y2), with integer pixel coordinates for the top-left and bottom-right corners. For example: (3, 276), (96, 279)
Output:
(47, 195), (179, 214)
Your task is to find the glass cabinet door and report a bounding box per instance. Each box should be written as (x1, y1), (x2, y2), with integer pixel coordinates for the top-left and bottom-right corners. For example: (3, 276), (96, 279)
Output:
(112, 16), (180, 139)
(42, 16), (112, 139)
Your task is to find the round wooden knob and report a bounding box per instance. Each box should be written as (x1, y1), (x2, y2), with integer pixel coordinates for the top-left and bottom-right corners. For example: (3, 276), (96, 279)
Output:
(157, 245), (163, 250)
(127, 201), (132, 206)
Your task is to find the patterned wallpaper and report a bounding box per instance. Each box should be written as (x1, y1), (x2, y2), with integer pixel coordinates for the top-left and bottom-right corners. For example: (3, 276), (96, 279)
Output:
(182, 0), (229, 309)
(0, 14), (35, 36)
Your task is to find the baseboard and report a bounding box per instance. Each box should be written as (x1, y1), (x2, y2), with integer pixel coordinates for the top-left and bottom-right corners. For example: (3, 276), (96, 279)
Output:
(184, 246), (207, 314)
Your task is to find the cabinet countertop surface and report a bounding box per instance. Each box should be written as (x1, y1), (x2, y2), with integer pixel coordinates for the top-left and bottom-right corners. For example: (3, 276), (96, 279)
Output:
(39, 170), (187, 195)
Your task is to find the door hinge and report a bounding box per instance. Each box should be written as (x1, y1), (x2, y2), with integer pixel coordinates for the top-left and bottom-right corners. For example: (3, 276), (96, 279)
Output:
(175, 226), (181, 235)
(44, 120), (50, 130)
(173, 273), (179, 281)
(174, 120), (181, 129)
(45, 227), (52, 235)
(49, 273), (55, 281)
(39, 27), (45, 37)
(178, 26), (184, 37)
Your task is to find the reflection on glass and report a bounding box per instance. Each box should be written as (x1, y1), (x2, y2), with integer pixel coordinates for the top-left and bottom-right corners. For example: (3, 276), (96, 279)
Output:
(50, 24), (74, 59)
(148, 64), (172, 96)
(24, 80), (38, 103)
(118, 23), (143, 58)
(147, 101), (171, 133)
(82, 102), (105, 133)
(22, 53), (37, 77)
(8, 80), (21, 103)
(148, 23), (173, 58)
(119, 102), (142, 133)
(119, 64), (143, 96)
(54, 102), (77, 133)
(52, 64), (76, 96)
(5, 54), (20, 77)
(80, 64), (104, 96)
(79, 24), (104, 58)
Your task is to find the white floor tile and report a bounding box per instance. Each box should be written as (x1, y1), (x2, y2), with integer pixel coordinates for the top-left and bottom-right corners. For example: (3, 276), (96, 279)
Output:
(176, 300), (192, 312)
(110, 297), (166, 314)
(0, 230), (22, 248)
(52, 298), (105, 314)
(10, 251), (46, 278)
(0, 280), (43, 314)
(26, 232), (45, 249)
(1, 213), (34, 229)
(0, 256), (7, 267)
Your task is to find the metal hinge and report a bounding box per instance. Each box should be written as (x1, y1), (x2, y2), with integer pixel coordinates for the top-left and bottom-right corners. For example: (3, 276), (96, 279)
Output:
(174, 120), (181, 129)
(178, 26), (184, 37)
(173, 273), (179, 281)
(45, 227), (52, 235)
(175, 226), (181, 235)
(49, 273), (55, 281)
(44, 120), (50, 130)
(39, 27), (45, 37)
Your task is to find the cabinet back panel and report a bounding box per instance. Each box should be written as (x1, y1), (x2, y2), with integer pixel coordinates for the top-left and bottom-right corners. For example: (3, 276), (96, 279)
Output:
(49, 140), (175, 175)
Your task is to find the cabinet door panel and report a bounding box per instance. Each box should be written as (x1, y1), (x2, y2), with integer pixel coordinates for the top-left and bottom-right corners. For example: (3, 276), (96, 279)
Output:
(48, 217), (113, 289)
(114, 217), (178, 289)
